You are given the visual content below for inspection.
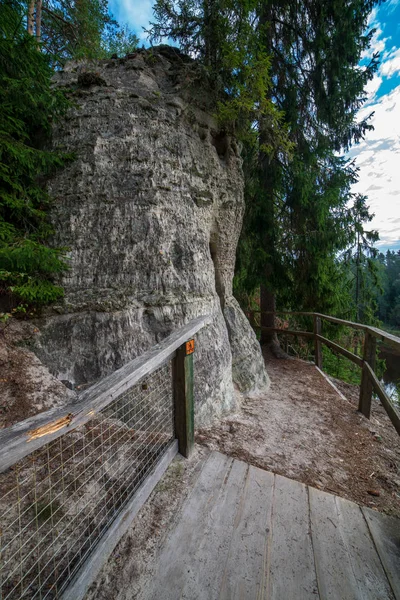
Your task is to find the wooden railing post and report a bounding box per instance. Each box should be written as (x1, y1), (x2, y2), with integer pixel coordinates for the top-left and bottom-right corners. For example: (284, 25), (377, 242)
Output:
(173, 339), (195, 458)
(358, 331), (377, 419)
(313, 315), (322, 368)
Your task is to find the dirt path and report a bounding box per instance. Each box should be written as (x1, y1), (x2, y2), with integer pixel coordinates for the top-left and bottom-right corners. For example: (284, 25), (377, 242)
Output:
(85, 352), (400, 599)
(197, 351), (400, 517)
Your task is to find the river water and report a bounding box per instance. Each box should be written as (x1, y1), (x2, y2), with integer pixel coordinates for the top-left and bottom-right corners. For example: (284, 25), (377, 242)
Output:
(380, 346), (400, 407)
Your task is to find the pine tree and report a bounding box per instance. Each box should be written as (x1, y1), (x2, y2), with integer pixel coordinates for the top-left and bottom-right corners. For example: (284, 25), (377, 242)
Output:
(27, 0), (137, 64)
(150, 0), (292, 155)
(0, 0), (69, 311)
(377, 250), (400, 328)
(151, 0), (381, 339)
(242, 0), (380, 344)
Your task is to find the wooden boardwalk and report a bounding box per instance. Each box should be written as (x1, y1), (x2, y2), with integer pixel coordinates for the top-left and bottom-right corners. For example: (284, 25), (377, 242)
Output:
(145, 452), (400, 600)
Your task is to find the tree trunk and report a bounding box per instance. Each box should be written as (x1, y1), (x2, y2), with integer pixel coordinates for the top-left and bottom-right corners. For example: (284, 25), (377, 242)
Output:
(256, 6), (287, 358)
(355, 231), (360, 322)
(35, 0), (42, 45)
(27, 0), (35, 35)
(260, 284), (278, 345)
(260, 284), (287, 357)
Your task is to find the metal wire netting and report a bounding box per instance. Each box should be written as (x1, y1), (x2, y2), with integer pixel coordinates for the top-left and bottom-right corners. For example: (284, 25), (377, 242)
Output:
(0, 361), (174, 600)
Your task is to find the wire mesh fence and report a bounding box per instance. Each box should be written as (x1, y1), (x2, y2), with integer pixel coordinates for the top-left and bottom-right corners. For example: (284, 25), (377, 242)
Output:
(0, 361), (175, 600)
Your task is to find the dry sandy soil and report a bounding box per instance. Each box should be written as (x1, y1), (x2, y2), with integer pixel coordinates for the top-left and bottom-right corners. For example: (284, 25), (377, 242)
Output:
(0, 319), (74, 428)
(197, 350), (400, 517)
(86, 351), (399, 600)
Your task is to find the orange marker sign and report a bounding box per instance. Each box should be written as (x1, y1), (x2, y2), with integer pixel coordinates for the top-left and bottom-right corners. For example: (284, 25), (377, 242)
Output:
(186, 339), (195, 355)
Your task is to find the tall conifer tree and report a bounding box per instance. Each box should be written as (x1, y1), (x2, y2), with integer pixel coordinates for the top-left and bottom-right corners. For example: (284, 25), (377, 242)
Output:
(151, 0), (381, 341)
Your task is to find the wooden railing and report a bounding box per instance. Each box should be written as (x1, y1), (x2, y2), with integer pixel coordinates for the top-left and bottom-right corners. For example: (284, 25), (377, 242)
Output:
(0, 315), (211, 600)
(249, 311), (400, 436)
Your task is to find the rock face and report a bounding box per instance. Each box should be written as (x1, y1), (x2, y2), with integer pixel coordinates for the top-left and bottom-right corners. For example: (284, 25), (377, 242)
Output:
(35, 46), (269, 425)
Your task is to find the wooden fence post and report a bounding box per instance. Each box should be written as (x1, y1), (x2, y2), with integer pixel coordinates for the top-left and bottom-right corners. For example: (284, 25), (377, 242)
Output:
(313, 315), (322, 369)
(358, 331), (377, 419)
(173, 339), (195, 458)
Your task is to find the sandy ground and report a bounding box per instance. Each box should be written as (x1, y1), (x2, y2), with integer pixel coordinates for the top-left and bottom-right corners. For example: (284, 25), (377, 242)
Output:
(85, 351), (400, 600)
(0, 319), (74, 428)
(197, 351), (400, 517)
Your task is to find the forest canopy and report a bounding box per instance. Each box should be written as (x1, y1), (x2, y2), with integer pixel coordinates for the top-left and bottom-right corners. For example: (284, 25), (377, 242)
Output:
(150, 0), (385, 333)
(0, 0), (138, 312)
(0, 0), (395, 333)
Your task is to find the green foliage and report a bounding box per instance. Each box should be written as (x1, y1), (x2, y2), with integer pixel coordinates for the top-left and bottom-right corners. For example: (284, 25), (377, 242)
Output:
(150, 0), (381, 325)
(150, 0), (293, 157)
(28, 0), (139, 64)
(0, 0), (69, 309)
(322, 346), (361, 386)
(377, 250), (400, 328)
(340, 193), (381, 324)
(234, 0), (380, 320)
(100, 23), (139, 57)
(40, 0), (138, 64)
(40, 0), (111, 61)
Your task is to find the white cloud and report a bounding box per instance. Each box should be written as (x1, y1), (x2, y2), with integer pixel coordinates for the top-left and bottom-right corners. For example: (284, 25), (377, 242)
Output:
(361, 8), (390, 61)
(380, 47), (400, 77)
(110, 0), (153, 41)
(350, 86), (400, 249)
(386, 0), (400, 12)
(364, 75), (382, 99)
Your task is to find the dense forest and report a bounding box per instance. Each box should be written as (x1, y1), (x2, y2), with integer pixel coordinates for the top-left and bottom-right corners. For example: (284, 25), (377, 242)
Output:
(0, 0), (138, 313)
(377, 250), (400, 332)
(0, 0), (398, 339)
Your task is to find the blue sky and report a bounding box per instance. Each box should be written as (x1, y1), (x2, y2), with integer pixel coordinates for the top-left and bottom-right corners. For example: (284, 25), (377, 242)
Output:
(109, 0), (153, 43)
(109, 0), (400, 253)
(348, 0), (400, 253)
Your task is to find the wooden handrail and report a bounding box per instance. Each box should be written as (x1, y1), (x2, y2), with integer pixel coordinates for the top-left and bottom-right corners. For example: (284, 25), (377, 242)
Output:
(0, 315), (212, 472)
(364, 362), (400, 436)
(367, 326), (400, 350)
(249, 310), (400, 349)
(256, 326), (314, 338)
(249, 310), (400, 435)
(315, 334), (363, 368)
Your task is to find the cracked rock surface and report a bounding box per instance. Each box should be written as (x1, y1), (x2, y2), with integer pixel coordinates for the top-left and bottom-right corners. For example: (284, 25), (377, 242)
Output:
(35, 46), (269, 425)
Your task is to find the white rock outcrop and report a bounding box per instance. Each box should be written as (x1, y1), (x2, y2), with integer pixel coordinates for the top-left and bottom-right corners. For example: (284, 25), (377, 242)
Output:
(35, 46), (269, 425)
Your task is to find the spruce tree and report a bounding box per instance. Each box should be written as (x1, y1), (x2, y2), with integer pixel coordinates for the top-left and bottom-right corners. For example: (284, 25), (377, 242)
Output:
(27, 0), (138, 64)
(150, 0), (381, 340)
(252, 0), (380, 345)
(0, 0), (69, 311)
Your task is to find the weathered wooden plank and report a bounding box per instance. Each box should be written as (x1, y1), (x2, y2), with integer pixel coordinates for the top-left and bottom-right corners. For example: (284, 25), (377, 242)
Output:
(0, 315), (211, 473)
(218, 465), (275, 600)
(315, 313), (368, 332)
(257, 326), (314, 339)
(61, 440), (179, 600)
(176, 457), (249, 599)
(316, 334), (363, 368)
(362, 507), (400, 599)
(251, 311), (400, 350)
(249, 310), (316, 317)
(368, 326), (400, 351)
(315, 315), (400, 350)
(147, 452), (235, 600)
(359, 332), (377, 418)
(142, 458), (399, 600)
(364, 362), (400, 436)
(309, 486), (363, 600)
(269, 475), (319, 600)
(334, 496), (395, 600)
(173, 341), (194, 458)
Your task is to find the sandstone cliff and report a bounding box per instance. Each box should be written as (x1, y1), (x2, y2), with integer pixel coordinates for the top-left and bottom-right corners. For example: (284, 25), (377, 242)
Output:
(34, 46), (269, 425)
